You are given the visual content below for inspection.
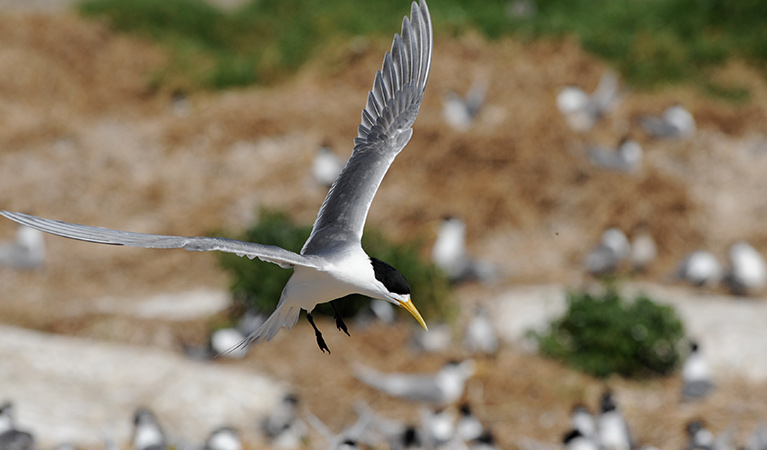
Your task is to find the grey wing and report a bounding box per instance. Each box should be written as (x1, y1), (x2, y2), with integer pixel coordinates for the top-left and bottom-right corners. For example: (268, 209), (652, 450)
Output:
(0, 211), (317, 269)
(301, 0), (432, 254)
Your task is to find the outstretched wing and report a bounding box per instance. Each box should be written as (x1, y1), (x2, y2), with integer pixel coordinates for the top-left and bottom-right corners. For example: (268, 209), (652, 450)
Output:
(0, 211), (317, 269)
(301, 0), (432, 255)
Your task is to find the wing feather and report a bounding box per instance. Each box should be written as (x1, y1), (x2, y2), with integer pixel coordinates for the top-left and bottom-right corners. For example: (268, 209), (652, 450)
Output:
(302, 0), (432, 255)
(0, 211), (317, 269)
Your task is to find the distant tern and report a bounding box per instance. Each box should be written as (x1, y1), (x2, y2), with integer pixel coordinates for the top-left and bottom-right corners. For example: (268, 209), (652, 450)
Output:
(570, 404), (597, 444)
(556, 70), (620, 132)
(562, 429), (598, 450)
(677, 250), (723, 288)
(640, 104), (696, 139)
(597, 391), (633, 450)
(455, 404), (483, 442)
(0, 401), (34, 450)
(681, 341), (714, 402)
(354, 360), (476, 405)
(584, 228), (630, 275)
(442, 77), (487, 132)
(131, 408), (166, 450)
(629, 228), (657, 272)
(587, 138), (643, 173)
(685, 420), (715, 450)
(432, 216), (496, 283)
(0, 0), (432, 354)
(0, 226), (45, 270)
(312, 144), (346, 189)
(725, 241), (767, 295)
(203, 427), (243, 450)
(261, 393), (307, 448)
(462, 305), (499, 356)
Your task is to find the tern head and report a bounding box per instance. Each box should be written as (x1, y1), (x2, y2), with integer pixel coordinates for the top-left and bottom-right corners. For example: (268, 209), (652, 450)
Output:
(0, 401), (13, 432)
(369, 257), (427, 330)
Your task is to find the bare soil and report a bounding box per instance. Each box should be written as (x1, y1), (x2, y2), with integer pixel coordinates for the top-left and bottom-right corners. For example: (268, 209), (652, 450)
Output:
(2, 10), (767, 450)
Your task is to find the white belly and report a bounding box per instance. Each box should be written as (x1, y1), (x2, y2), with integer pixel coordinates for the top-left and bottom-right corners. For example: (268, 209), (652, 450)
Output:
(282, 265), (360, 311)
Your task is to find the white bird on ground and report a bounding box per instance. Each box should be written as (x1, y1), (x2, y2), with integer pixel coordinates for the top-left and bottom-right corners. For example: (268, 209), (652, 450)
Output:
(0, 226), (45, 270)
(462, 305), (499, 355)
(0, 0), (432, 354)
(183, 309), (265, 360)
(0, 401), (34, 450)
(261, 394), (307, 449)
(442, 77), (487, 132)
(584, 228), (631, 275)
(587, 138), (643, 173)
(132, 408), (166, 450)
(641, 104), (696, 139)
(570, 404), (597, 444)
(597, 391), (633, 450)
(432, 216), (496, 284)
(312, 145), (346, 188)
(354, 360), (476, 405)
(725, 241), (767, 295)
(419, 407), (457, 448)
(562, 429), (598, 450)
(677, 250), (723, 288)
(203, 427), (243, 450)
(685, 420), (715, 450)
(630, 228), (657, 272)
(681, 341), (715, 402)
(455, 404), (483, 442)
(469, 431), (498, 450)
(557, 70), (620, 132)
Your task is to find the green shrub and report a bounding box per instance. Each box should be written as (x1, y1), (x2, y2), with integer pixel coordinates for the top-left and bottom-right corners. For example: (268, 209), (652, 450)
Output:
(530, 289), (685, 378)
(216, 209), (454, 322)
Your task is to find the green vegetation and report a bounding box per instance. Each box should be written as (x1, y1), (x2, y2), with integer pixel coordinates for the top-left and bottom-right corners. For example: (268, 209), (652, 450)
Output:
(503, 0), (767, 91)
(530, 289), (685, 378)
(77, 0), (767, 93)
(216, 209), (454, 322)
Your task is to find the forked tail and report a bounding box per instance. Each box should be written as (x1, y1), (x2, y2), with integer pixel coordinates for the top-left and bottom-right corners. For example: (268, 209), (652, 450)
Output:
(219, 303), (301, 356)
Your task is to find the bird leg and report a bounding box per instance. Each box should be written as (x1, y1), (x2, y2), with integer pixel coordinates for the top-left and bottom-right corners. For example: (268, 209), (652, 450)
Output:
(331, 301), (350, 336)
(306, 313), (330, 354)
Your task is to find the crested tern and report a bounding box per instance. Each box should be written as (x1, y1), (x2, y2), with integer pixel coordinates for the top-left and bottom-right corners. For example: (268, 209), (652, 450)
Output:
(0, 401), (34, 450)
(556, 70), (620, 132)
(204, 427), (243, 450)
(354, 360), (476, 405)
(131, 408), (167, 450)
(0, 0), (432, 353)
(0, 226), (45, 270)
(681, 341), (714, 402)
(597, 391), (633, 450)
(640, 104), (696, 139)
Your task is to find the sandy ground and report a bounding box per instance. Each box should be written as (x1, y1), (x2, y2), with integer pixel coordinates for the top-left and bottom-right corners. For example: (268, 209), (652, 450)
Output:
(1, 7), (767, 450)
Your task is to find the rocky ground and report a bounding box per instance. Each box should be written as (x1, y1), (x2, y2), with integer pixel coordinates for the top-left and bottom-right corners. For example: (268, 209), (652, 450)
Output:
(1, 5), (767, 450)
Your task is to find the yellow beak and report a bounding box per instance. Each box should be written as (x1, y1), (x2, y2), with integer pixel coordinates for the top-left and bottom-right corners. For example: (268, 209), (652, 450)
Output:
(401, 298), (428, 330)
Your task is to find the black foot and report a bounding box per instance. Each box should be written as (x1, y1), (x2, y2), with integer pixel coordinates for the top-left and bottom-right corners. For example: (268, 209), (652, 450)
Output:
(331, 301), (350, 337)
(306, 313), (330, 354)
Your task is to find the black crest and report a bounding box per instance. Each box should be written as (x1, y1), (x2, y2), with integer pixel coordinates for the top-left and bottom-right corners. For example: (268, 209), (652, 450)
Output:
(370, 257), (410, 295)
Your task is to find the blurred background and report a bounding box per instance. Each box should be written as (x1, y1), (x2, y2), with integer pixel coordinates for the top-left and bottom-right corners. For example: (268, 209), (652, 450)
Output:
(1, 0), (767, 449)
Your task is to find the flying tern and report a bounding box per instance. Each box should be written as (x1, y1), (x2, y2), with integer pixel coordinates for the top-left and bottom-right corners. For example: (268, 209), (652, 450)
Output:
(0, 0), (432, 353)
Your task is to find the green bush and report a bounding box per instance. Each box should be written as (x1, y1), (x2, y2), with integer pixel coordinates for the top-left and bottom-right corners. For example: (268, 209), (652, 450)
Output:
(216, 209), (454, 322)
(530, 289), (685, 378)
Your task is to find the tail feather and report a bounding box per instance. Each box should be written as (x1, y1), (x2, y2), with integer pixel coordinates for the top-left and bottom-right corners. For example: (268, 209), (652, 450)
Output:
(221, 304), (301, 355)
